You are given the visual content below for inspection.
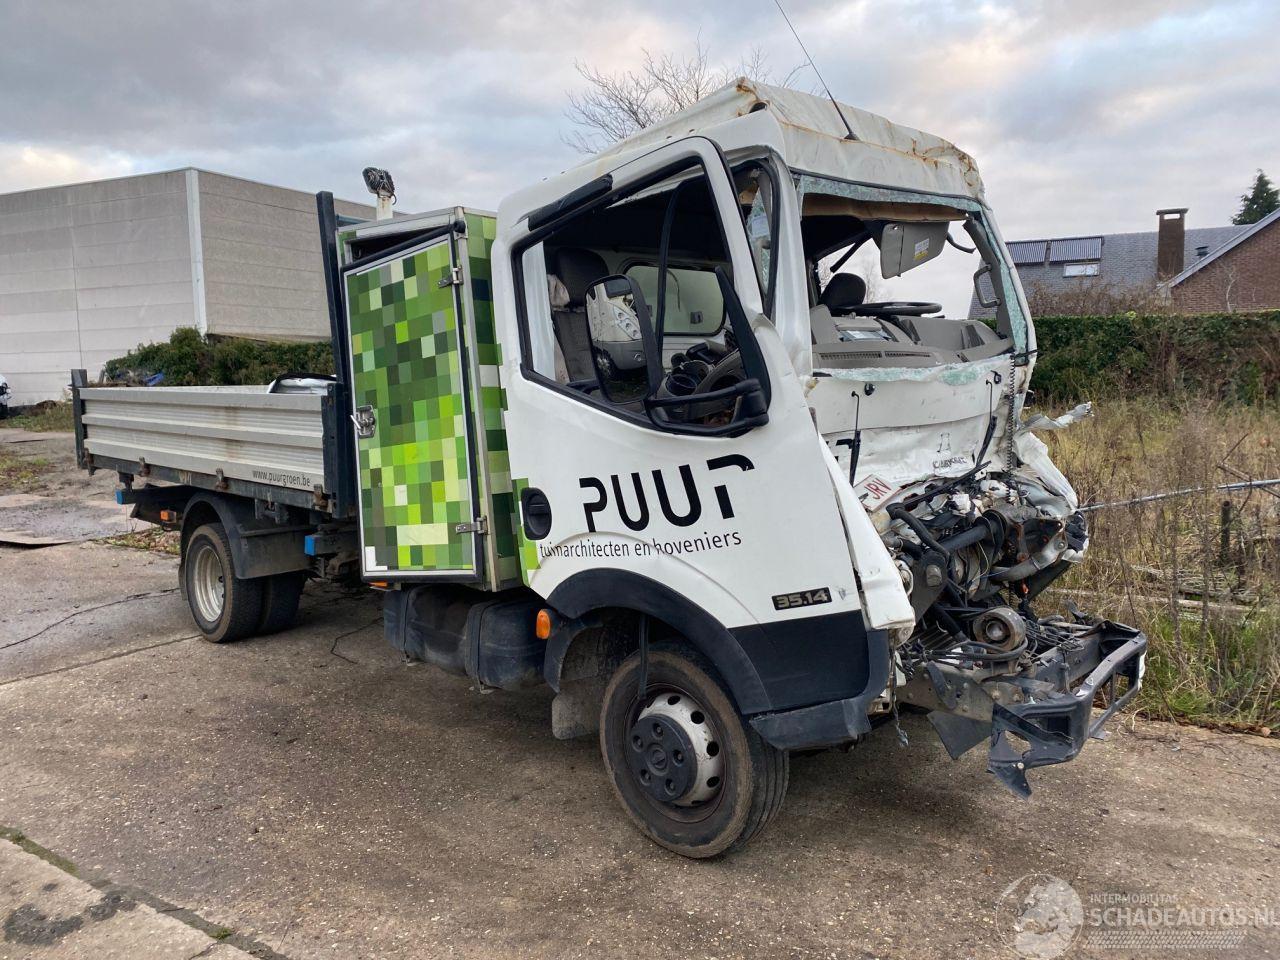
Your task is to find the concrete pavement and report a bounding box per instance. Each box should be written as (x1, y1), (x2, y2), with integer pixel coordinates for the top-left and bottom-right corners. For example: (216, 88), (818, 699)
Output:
(1, 831), (254, 960)
(1, 537), (1278, 959)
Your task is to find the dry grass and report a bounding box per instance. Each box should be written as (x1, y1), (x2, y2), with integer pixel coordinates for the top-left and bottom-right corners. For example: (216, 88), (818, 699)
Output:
(1042, 398), (1280, 730)
(6, 401), (75, 432)
(0, 452), (51, 493)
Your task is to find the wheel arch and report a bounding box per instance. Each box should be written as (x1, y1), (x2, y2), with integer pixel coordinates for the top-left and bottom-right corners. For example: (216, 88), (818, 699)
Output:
(180, 493), (252, 574)
(179, 493), (310, 580)
(544, 570), (772, 715)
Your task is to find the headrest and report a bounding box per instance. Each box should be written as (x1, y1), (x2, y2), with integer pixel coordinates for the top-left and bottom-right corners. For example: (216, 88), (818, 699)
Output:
(553, 248), (609, 306)
(820, 272), (867, 312)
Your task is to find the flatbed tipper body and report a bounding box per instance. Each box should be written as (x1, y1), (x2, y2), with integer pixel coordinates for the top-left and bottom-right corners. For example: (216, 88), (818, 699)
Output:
(76, 383), (341, 512)
(75, 79), (1146, 859)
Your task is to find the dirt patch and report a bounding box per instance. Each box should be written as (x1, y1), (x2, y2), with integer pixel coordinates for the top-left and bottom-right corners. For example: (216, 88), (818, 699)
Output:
(0, 451), (50, 493)
(101, 527), (180, 556)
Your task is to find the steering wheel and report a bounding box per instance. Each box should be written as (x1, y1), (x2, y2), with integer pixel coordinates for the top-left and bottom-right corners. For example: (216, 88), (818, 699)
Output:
(657, 343), (746, 423)
(852, 301), (943, 317)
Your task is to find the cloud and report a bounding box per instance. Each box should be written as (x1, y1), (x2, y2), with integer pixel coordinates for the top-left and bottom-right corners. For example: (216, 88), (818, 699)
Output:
(0, 0), (1275, 310)
(0, 144), (137, 192)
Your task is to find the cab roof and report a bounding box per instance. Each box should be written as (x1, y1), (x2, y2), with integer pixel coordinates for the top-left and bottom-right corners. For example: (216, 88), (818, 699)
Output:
(591, 78), (985, 203)
(500, 79), (985, 231)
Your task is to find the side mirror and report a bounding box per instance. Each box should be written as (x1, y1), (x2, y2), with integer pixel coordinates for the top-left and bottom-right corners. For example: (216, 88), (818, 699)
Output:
(584, 275), (662, 403)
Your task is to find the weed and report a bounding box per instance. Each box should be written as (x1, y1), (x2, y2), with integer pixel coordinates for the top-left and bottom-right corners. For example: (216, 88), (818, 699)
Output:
(1043, 397), (1280, 728)
(6, 402), (74, 433)
(0, 453), (51, 492)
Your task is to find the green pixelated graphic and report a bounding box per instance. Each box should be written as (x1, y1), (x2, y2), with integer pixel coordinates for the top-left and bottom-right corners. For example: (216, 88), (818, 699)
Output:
(348, 238), (474, 573)
(510, 476), (541, 585)
(465, 212), (523, 586)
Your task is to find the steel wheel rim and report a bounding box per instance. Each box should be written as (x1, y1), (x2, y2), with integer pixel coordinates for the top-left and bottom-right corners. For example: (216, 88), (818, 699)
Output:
(190, 542), (225, 624)
(626, 684), (727, 821)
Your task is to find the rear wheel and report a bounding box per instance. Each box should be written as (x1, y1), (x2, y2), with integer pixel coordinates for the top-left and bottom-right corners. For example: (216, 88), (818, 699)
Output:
(257, 572), (306, 634)
(599, 648), (789, 858)
(183, 522), (263, 643)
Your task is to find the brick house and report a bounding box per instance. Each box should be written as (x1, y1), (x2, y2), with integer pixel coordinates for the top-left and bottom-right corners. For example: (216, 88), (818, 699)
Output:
(970, 207), (1279, 316)
(1164, 207), (1280, 313)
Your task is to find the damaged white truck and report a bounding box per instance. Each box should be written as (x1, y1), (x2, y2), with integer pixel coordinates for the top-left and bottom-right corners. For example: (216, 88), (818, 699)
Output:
(73, 80), (1146, 858)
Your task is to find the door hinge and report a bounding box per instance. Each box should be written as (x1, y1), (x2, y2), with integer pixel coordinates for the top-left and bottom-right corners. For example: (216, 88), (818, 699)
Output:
(437, 266), (463, 288)
(455, 517), (488, 535)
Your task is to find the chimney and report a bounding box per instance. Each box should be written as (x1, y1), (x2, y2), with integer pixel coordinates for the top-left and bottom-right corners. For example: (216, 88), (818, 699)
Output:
(1156, 208), (1188, 279)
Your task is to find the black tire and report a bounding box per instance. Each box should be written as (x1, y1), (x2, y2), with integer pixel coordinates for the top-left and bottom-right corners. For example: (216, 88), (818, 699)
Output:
(600, 647), (789, 858)
(257, 572), (306, 635)
(182, 522), (264, 643)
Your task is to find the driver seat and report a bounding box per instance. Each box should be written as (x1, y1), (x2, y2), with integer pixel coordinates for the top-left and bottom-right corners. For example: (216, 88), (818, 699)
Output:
(820, 273), (866, 314)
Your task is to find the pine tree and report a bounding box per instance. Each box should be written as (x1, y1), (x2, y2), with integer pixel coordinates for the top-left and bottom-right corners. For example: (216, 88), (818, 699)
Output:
(1232, 169), (1279, 225)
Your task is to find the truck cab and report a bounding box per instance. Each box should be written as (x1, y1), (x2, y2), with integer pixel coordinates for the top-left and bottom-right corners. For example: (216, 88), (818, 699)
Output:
(460, 80), (1145, 855)
(76, 79), (1146, 859)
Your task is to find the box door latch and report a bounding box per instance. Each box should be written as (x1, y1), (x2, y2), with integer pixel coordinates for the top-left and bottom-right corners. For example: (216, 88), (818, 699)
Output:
(352, 404), (376, 439)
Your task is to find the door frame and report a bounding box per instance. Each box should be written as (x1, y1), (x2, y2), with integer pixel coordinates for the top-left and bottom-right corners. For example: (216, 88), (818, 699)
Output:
(505, 137), (770, 430)
(342, 229), (486, 582)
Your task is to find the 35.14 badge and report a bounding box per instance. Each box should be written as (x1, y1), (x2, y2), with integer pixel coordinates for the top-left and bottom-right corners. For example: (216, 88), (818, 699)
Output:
(771, 587), (833, 611)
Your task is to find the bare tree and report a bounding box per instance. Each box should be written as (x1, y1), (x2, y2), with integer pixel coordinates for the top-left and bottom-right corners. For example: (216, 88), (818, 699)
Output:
(1022, 278), (1169, 317)
(564, 42), (791, 154)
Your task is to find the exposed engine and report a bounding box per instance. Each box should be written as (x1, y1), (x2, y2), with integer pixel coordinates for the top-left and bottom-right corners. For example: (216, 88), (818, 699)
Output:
(876, 469), (1114, 786)
(881, 471), (1089, 655)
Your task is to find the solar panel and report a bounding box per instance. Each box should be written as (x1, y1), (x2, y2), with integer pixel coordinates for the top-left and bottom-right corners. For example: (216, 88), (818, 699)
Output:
(1048, 237), (1102, 262)
(1007, 240), (1047, 265)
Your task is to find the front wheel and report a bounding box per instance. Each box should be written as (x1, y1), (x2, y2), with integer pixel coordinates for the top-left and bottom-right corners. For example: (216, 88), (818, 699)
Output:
(599, 648), (789, 858)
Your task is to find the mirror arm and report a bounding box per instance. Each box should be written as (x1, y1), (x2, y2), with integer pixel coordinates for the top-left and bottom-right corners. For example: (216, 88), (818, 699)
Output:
(654, 182), (686, 342)
(645, 378), (770, 436)
(645, 377), (762, 412)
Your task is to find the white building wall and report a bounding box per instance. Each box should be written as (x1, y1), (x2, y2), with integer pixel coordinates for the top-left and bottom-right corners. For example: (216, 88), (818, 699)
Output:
(0, 169), (377, 404)
(198, 172), (374, 341)
(0, 170), (195, 404)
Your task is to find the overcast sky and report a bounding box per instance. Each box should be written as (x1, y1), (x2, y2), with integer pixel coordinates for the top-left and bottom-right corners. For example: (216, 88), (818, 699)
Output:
(2, 0), (1276, 313)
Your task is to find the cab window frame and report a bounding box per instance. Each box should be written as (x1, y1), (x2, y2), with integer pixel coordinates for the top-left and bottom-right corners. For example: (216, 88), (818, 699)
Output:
(733, 159), (781, 320)
(510, 152), (757, 431)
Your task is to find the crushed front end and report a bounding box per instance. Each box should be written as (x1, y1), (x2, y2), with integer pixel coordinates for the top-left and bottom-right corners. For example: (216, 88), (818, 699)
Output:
(873, 432), (1147, 796)
(811, 364), (1148, 795)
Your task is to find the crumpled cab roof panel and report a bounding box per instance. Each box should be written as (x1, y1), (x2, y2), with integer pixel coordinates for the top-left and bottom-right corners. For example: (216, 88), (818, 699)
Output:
(590, 78), (984, 202)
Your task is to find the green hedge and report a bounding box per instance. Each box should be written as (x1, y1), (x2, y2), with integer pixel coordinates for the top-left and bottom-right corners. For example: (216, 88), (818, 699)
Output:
(103, 328), (334, 386)
(110, 314), (1280, 403)
(1030, 310), (1280, 403)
